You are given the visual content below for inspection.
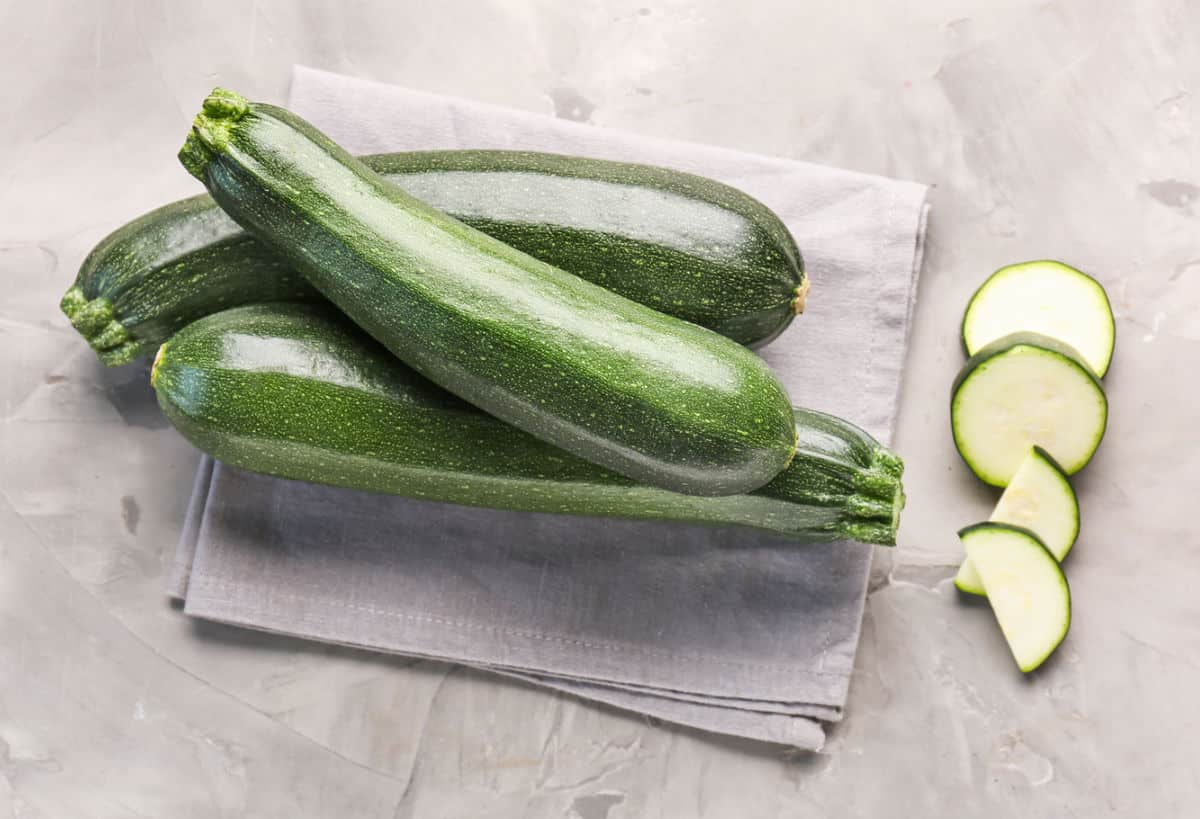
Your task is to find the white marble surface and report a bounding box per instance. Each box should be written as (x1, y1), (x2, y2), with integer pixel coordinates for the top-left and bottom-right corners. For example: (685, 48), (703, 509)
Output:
(1, 1), (1197, 816)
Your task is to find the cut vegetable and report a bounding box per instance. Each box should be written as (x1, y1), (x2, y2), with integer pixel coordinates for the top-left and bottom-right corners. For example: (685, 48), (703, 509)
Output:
(955, 446), (1080, 595)
(962, 260), (1115, 377)
(958, 522), (1071, 672)
(951, 332), (1107, 487)
(953, 563), (987, 597)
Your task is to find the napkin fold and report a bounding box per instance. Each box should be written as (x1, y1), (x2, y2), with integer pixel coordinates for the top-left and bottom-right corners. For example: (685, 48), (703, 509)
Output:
(168, 65), (928, 750)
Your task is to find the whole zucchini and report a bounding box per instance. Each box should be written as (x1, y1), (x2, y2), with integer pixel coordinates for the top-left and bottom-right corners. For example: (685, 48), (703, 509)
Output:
(62, 150), (805, 366)
(152, 304), (903, 545)
(179, 89), (797, 496)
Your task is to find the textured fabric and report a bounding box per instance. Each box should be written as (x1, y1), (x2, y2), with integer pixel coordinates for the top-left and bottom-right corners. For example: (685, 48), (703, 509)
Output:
(169, 65), (929, 750)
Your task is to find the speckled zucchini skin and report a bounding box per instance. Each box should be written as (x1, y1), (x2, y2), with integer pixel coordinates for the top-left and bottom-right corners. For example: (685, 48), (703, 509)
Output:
(60, 195), (309, 365)
(152, 304), (903, 545)
(178, 89), (798, 496)
(62, 149), (804, 365)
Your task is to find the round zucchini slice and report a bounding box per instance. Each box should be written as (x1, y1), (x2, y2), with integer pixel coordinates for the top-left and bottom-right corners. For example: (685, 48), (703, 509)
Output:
(951, 332), (1107, 487)
(962, 260), (1115, 377)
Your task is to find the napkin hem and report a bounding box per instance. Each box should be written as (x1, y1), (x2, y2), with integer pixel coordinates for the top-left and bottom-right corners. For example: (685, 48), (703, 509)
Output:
(185, 577), (845, 674)
(183, 574), (847, 706)
(182, 571), (849, 696)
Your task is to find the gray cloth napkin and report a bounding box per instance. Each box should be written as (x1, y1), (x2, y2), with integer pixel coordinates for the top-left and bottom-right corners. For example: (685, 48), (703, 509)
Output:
(168, 65), (929, 750)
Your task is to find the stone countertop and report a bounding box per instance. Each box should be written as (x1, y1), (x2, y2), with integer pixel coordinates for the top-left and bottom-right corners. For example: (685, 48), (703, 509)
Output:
(1, 1), (1196, 816)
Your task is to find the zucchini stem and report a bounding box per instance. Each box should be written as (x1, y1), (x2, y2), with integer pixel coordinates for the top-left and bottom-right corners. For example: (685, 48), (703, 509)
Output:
(178, 131), (214, 180)
(870, 447), (904, 479)
(150, 343), (167, 387)
(201, 88), (249, 120)
(791, 277), (811, 315)
(843, 454), (905, 545)
(839, 520), (899, 547)
(58, 286), (143, 364)
(821, 459), (906, 546)
(853, 465), (903, 503)
(180, 88), (250, 180)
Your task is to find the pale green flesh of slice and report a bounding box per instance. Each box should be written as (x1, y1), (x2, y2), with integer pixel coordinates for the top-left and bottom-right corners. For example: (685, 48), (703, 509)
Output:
(963, 262), (1114, 377)
(961, 526), (1070, 672)
(952, 347), (1106, 486)
(956, 449), (1079, 595)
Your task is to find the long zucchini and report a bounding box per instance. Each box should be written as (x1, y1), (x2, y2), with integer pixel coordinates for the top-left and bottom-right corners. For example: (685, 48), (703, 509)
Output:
(152, 304), (903, 545)
(63, 150), (805, 366)
(179, 89), (797, 496)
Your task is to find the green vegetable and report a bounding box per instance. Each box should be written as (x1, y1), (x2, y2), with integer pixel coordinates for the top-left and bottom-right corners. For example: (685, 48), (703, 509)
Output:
(958, 522), (1071, 672)
(962, 260), (1115, 377)
(179, 88), (798, 496)
(60, 195), (309, 366)
(951, 332), (1107, 487)
(62, 150), (805, 366)
(152, 304), (904, 545)
(955, 446), (1079, 596)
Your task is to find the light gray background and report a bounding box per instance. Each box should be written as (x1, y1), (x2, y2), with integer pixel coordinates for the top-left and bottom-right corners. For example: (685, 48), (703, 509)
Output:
(1, 1), (1195, 817)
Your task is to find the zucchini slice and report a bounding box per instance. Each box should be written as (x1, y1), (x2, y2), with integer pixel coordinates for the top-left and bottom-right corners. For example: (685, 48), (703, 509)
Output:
(955, 446), (1079, 595)
(951, 332), (1107, 487)
(962, 260), (1115, 377)
(958, 523), (1071, 672)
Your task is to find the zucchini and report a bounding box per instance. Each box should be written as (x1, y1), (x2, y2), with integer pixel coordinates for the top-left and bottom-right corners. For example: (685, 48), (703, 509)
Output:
(962, 260), (1115, 377)
(950, 332), (1107, 487)
(62, 150), (805, 366)
(955, 446), (1079, 596)
(179, 89), (798, 496)
(152, 304), (905, 546)
(958, 522), (1071, 672)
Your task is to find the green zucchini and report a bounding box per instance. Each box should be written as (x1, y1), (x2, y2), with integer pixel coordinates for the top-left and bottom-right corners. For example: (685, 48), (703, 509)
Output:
(62, 150), (805, 366)
(179, 89), (798, 496)
(152, 304), (904, 545)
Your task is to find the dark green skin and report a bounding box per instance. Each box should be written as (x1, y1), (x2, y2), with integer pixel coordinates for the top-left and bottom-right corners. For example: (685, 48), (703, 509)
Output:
(60, 195), (309, 365)
(62, 150), (803, 366)
(179, 89), (798, 496)
(153, 304), (903, 545)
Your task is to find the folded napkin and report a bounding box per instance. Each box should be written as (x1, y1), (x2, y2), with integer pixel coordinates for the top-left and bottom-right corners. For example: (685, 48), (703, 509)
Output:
(168, 65), (928, 750)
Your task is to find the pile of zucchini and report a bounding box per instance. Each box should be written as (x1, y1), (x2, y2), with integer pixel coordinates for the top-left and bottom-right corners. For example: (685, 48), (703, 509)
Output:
(61, 88), (906, 546)
(950, 261), (1115, 671)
